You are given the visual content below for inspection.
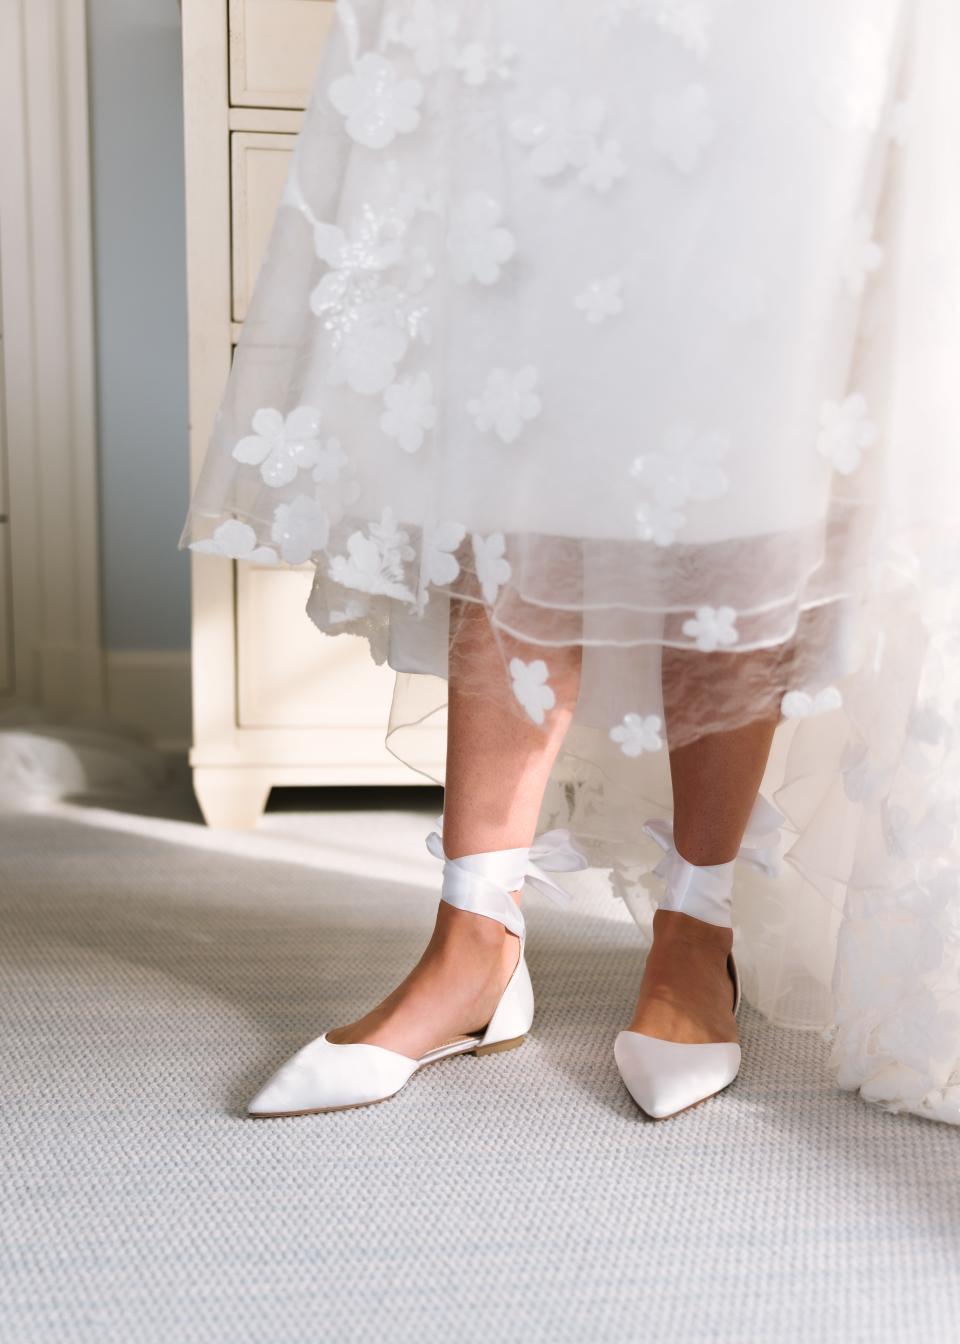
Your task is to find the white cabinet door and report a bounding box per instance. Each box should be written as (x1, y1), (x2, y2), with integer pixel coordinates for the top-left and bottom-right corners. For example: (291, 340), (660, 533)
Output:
(230, 131), (295, 322)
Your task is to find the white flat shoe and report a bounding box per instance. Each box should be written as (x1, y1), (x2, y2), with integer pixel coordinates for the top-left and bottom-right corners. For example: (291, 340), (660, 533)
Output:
(247, 822), (587, 1117)
(614, 953), (742, 1120)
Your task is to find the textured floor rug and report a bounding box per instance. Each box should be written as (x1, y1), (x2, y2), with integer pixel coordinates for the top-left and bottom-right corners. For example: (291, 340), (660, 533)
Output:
(2, 779), (958, 1343)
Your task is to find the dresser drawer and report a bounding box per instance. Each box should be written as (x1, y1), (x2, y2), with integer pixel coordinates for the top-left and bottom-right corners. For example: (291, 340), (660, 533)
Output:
(236, 565), (397, 730)
(231, 131), (295, 323)
(0, 523), (12, 694)
(229, 0), (335, 110)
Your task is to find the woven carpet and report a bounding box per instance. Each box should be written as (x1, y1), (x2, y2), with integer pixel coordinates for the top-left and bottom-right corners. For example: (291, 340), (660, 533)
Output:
(2, 778), (958, 1343)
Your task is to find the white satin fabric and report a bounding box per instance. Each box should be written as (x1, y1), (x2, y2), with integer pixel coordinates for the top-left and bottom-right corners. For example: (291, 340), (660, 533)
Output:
(181, 1), (960, 1123)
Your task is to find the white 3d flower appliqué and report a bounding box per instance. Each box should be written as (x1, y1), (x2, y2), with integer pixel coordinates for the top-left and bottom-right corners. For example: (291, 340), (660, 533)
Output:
(232, 406), (325, 488)
(271, 495), (331, 565)
(579, 138), (627, 194)
(382, 0), (459, 76)
(381, 372), (437, 452)
(609, 713), (664, 757)
(510, 89), (624, 193)
(328, 313), (411, 396)
(651, 84), (716, 174)
(631, 426), (730, 546)
(633, 499), (686, 547)
(510, 657), (556, 725)
(817, 394), (878, 475)
(510, 88), (606, 178)
(682, 605), (739, 652)
(328, 507), (416, 602)
(472, 532), (512, 604)
(842, 215), (883, 296)
(328, 53), (423, 150)
(310, 213), (406, 321)
(189, 519), (278, 565)
(467, 366), (542, 444)
(575, 276), (625, 325)
(418, 521), (466, 605)
(781, 686), (844, 719)
(446, 192), (516, 286)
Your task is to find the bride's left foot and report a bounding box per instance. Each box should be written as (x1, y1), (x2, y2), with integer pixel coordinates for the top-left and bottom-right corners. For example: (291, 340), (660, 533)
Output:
(627, 909), (737, 1045)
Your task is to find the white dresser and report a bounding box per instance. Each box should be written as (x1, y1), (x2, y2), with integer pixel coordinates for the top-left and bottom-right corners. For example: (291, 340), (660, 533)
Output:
(182, 0), (443, 827)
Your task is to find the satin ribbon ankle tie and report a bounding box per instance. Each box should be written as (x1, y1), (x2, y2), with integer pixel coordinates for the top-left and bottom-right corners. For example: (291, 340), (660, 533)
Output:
(425, 819), (589, 939)
(642, 793), (785, 930)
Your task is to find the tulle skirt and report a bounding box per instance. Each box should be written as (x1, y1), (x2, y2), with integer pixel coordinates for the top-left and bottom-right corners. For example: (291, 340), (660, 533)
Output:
(180, 0), (960, 1123)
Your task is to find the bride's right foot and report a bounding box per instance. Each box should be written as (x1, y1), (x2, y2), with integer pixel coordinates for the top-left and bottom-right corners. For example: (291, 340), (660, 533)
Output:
(326, 898), (521, 1059)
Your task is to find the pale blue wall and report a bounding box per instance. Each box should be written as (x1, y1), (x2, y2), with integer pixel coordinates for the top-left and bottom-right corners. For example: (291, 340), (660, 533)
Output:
(87, 0), (190, 650)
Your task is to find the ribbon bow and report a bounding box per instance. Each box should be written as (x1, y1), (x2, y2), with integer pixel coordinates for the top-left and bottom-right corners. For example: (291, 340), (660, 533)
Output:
(426, 818), (588, 936)
(525, 827), (591, 904)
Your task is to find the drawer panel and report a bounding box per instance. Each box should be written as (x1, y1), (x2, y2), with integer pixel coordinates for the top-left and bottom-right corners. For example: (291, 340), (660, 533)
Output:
(236, 565), (397, 729)
(0, 523), (12, 694)
(230, 131), (295, 323)
(229, 0), (335, 110)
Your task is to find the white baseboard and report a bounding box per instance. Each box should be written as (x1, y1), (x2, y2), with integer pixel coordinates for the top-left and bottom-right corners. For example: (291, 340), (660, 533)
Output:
(105, 649), (192, 753)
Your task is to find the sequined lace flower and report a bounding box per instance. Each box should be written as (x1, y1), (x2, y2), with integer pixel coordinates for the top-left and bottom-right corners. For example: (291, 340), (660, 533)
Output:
(446, 192), (516, 286)
(382, 0), (459, 76)
(510, 658), (556, 725)
(510, 89), (606, 179)
(682, 605), (739, 652)
(328, 507), (416, 601)
(328, 52), (424, 150)
(580, 137), (627, 194)
(418, 521), (466, 605)
(271, 495), (331, 565)
(327, 307), (412, 396)
(381, 372), (437, 452)
(310, 213), (407, 319)
(189, 519), (277, 564)
(610, 713), (664, 757)
(509, 84), (625, 193)
(631, 427), (730, 545)
(651, 84), (716, 174)
(467, 366), (542, 444)
(232, 407), (325, 488)
(472, 532), (512, 604)
(817, 394), (878, 475)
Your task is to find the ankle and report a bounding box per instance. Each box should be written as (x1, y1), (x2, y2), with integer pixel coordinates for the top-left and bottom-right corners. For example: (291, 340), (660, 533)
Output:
(433, 902), (512, 951)
(651, 910), (733, 955)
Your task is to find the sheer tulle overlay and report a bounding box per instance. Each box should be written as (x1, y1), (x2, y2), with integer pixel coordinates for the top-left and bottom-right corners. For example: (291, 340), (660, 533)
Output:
(180, 0), (960, 1122)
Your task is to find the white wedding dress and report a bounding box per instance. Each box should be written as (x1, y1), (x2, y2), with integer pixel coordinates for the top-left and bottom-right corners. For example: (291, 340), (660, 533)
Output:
(180, 0), (960, 1124)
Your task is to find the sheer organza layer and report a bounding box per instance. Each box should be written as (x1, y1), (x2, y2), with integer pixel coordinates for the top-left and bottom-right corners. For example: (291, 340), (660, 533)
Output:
(180, 0), (960, 1122)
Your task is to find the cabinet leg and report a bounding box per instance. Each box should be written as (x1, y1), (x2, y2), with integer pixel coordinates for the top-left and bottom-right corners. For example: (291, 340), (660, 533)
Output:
(192, 767), (272, 829)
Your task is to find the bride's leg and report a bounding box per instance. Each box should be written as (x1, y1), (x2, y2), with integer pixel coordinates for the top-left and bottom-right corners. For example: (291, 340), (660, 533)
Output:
(329, 598), (581, 1057)
(627, 649), (779, 1044)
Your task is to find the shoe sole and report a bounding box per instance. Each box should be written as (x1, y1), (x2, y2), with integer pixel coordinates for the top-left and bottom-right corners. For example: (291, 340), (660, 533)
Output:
(247, 1034), (526, 1118)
